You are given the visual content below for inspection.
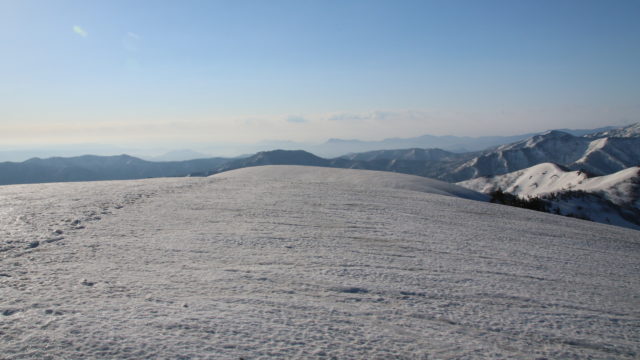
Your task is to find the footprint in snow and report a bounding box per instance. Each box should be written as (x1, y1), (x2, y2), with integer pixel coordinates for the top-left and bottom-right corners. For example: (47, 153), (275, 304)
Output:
(80, 278), (95, 287)
(333, 286), (369, 294)
(2, 309), (19, 316)
(44, 237), (64, 243)
(44, 309), (64, 315)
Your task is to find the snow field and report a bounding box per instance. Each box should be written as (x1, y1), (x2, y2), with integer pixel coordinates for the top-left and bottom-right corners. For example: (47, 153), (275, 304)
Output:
(1, 166), (639, 359)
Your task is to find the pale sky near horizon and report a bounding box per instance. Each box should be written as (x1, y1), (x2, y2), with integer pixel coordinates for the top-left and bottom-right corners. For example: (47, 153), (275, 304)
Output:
(1, 0), (639, 147)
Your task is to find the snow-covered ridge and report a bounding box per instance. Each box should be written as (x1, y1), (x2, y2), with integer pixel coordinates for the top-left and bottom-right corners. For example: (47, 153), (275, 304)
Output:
(446, 129), (640, 181)
(586, 122), (640, 138)
(458, 163), (582, 196)
(213, 165), (489, 201)
(458, 163), (639, 206)
(457, 163), (640, 229)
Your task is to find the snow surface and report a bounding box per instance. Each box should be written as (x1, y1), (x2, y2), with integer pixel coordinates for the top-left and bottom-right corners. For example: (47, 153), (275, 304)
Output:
(217, 165), (489, 202)
(1, 165), (639, 359)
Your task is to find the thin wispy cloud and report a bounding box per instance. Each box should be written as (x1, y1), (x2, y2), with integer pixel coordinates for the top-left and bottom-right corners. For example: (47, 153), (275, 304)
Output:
(72, 25), (88, 38)
(123, 32), (142, 52)
(286, 116), (308, 124)
(327, 110), (418, 122)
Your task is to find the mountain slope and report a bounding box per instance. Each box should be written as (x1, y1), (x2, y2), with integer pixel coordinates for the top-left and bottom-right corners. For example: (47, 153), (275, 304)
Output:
(211, 150), (331, 174)
(339, 148), (466, 162)
(573, 137), (640, 175)
(1, 166), (638, 358)
(459, 163), (640, 205)
(207, 149), (473, 182)
(585, 122), (640, 138)
(142, 149), (213, 161)
(458, 163), (640, 229)
(445, 127), (640, 182)
(459, 163), (577, 194)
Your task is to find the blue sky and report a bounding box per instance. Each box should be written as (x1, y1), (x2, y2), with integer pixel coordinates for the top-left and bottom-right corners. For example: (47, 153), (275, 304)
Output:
(1, 0), (639, 148)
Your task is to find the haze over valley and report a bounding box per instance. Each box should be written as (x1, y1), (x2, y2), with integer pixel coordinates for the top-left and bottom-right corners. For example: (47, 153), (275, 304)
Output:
(2, 123), (638, 230)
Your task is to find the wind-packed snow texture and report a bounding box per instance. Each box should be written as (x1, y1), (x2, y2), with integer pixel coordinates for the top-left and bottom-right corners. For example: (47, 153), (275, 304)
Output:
(1, 166), (639, 359)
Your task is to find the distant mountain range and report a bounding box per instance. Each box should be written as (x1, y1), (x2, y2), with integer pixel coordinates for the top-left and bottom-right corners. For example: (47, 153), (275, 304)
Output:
(0, 155), (230, 185)
(2, 122), (639, 229)
(1, 122), (638, 187)
(445, 129), (640, 182)
(204, 148), (474, 180)
(201, 123), (640, 229)
(309, 125), (618, 157)
(0, 125), (620, 162)
(141, 149), (213, 162)
(205, 123), (640, 180)
(340, 148), (461, 162)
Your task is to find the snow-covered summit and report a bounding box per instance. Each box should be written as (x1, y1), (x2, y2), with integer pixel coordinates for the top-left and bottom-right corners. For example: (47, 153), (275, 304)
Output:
(213, 165), (489, 201)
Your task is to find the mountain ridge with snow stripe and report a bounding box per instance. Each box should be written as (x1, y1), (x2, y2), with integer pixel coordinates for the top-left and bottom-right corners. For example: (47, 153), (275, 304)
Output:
(457, 163), (640, 229)
(458, 163), (640, 206)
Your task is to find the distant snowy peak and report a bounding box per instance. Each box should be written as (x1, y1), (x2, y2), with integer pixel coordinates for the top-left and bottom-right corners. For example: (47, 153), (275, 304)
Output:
(496, 130), (581, 151)
(586, 122), (640, 139)
(458, 163), (640, 208)
(447, 132), (586, 181)
(574, 137), (640, 175)
(446, 129), (640, 181)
